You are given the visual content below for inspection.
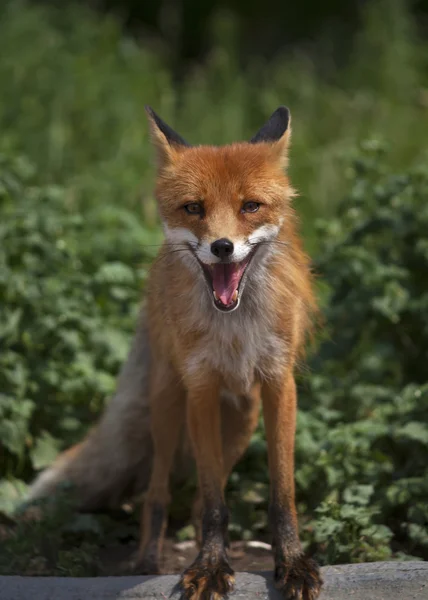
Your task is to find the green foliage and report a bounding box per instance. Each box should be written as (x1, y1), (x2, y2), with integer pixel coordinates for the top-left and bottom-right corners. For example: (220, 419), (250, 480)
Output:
(0, 0), (427, 246)
(0, 492), (102, 576)
(0, 153), (159, 489)
(299, 144), (428, 563)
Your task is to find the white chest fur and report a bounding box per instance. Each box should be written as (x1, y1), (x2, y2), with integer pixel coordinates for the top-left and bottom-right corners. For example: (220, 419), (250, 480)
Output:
(184, 294), (288, 394)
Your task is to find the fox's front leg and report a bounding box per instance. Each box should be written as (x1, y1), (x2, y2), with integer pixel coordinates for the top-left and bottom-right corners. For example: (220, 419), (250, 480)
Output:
(263, 374), (322, 600)
(179, 375), (234, 600)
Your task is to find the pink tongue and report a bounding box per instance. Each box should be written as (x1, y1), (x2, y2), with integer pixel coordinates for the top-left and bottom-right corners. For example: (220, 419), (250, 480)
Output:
(212, 263), (246, 306)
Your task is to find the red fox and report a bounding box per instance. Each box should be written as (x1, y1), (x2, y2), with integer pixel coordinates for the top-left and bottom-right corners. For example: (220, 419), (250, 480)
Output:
(29, 107), (322, 599)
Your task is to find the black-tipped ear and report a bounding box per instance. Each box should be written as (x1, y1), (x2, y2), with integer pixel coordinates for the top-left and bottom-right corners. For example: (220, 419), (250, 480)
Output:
(145, 106), (190, 168)
(250, 106), (290, 144)
(145, 106), (190, 148)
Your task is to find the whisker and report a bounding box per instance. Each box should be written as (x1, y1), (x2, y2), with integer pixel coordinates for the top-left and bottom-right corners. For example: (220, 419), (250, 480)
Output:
(152, 248), (192, 266)
(140, 242), (189, 248)
(156, 249), (191, 258)
(249, 240), (290, 248)
(128, 245), (195, 268)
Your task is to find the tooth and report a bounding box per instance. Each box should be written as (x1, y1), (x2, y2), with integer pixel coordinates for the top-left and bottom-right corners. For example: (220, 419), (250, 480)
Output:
(213, 291), (219, 301)
(232, 290), (238, 302)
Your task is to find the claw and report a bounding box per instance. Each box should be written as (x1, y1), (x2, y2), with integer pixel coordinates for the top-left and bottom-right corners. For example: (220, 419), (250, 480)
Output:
(179, 556), (235, 600)
(275, 555), (322, 600)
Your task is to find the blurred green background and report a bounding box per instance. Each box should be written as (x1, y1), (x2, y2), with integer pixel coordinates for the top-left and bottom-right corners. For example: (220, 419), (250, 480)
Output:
(1, 0), (428, 248)
(1, 0), (428, 576)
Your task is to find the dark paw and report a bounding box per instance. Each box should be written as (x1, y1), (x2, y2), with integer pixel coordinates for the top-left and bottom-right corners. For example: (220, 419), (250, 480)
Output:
(179, 556), (235, 600)
(275, 555), (323, 600)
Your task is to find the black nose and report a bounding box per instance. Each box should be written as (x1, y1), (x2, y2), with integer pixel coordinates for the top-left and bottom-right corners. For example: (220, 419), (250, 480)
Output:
(211, 238), (234, 260)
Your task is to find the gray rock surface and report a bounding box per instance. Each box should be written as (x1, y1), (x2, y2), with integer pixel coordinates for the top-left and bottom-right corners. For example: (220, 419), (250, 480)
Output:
(1, 562), (427, 600)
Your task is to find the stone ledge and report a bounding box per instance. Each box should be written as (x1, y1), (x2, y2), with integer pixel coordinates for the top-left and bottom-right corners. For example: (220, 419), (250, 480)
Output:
(1, 562), (428, 600)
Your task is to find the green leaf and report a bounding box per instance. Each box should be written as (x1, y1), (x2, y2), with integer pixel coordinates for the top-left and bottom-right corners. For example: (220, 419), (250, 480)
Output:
(31, 432), (60, 470)
(0, 478), (29, 514)
(396, 422), (428, 444)
(343, 485), (374, 506)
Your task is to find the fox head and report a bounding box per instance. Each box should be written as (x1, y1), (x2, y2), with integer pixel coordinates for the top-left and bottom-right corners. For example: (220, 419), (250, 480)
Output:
(146, 106), (295, 313)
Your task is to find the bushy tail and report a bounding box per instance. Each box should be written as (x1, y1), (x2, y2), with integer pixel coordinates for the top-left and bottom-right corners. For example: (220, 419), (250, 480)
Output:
(28, 309), (192, 512)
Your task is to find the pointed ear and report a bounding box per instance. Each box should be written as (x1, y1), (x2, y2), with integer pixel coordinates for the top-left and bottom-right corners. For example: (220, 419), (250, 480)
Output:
(250, 106), (291, 167)
(145, 106), (190, 168)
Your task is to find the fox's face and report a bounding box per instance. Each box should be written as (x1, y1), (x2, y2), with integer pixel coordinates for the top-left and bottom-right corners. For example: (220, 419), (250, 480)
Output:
(146, 107), (294, 313)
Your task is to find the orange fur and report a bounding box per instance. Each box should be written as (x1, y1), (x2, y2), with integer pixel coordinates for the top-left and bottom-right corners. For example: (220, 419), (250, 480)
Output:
(139, 107), (321, 599)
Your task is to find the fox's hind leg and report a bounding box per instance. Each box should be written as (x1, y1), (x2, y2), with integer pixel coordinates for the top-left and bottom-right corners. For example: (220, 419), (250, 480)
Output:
(192, 383), (261, 546)
(136, 363), (186, 574)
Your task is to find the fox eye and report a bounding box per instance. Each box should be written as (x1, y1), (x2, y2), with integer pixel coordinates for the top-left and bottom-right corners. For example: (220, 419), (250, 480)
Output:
(242, 201), (260, 213)
(184, 203), (203, 215)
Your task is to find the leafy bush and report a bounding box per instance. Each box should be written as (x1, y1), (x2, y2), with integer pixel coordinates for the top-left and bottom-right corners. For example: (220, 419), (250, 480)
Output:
(3, 142), (427, 572)
(0, 491), (102, 576)
(300, 142), (428, 563)
(0, 153), (159, 494)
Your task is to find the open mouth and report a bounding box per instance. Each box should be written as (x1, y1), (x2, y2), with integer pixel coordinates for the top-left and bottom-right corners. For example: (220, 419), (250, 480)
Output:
(194, 247), (258, 312)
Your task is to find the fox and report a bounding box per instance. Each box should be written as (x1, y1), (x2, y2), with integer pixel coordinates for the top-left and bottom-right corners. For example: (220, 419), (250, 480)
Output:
(28, 106), (322, 600)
